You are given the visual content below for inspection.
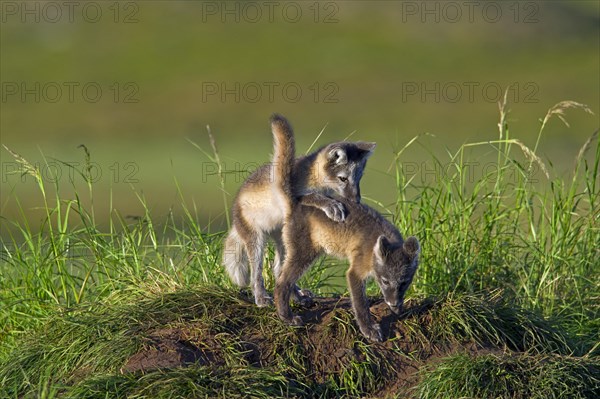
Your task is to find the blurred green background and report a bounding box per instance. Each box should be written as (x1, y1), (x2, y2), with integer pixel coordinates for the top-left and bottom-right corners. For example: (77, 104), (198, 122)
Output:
(1, 0), (598, 234)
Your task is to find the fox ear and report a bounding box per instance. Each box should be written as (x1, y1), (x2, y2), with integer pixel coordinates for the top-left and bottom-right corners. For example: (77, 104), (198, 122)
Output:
(355, 142), (376, 159)
(328, 146), (348, 165)
(403, 236), (420, 258)
(374, 235), (390, 264)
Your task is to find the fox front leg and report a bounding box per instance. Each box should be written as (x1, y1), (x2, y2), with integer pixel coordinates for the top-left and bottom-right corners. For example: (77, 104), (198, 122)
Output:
(347, 268), (383, 342)
(298, 192), (346, 222)
(272, 229), (314, 307)
(274, 278), (304, 327)
(274, 233), (317, 327)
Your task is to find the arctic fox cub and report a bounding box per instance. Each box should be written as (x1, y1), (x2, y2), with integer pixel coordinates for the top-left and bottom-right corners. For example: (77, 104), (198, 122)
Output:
(271, 115), (420, 341)
(223, 114), (375, 307)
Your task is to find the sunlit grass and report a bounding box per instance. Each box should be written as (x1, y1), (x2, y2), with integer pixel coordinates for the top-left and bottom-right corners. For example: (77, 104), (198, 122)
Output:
(389, 99), (598, 345)
(418, 352), (599, 399)
(0, 100), (598, 397)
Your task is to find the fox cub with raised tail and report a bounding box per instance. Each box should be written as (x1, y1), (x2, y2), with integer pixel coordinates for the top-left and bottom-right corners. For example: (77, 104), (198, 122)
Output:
(271, 116), (420, 342)
(223, 114), (375, 307)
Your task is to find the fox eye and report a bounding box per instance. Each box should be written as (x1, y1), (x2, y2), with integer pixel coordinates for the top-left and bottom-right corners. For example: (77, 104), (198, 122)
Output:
(338, 176), (348, 183)
(381, 278), (389, 285)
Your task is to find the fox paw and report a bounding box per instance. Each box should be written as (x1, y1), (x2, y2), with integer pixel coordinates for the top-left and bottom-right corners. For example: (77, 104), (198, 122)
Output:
(293, 287), (314, 307)
(296, 296), (314, 307)
(322, 201), (346, 223)
(362, 323), (383, 342)
(255, 295), (273, 308)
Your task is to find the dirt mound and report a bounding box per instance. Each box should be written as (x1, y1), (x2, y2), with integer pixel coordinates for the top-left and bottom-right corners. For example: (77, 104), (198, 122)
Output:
(120, 296), (496, 397)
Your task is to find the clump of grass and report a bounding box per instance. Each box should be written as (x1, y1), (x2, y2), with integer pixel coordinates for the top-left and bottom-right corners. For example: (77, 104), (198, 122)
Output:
(418, 352), (600, 399)
(67, 367), (306, 399)
(426, 290), (575, 355)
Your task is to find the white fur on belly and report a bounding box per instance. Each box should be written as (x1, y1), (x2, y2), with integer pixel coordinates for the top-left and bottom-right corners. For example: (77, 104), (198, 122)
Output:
(238, 188), (286, 232)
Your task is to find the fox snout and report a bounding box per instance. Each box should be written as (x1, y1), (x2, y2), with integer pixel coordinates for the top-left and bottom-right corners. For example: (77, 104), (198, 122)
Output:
(380, 282), (404, 315)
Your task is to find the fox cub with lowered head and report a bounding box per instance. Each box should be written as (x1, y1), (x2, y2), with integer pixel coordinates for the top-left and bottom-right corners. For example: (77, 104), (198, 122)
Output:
(272, 117), (420, 342)
(223, 115), (376, 307)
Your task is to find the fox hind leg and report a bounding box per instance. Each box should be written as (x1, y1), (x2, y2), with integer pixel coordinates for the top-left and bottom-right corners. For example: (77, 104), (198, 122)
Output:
(245, 234), (272, 307)
(272, 229), (285, 279)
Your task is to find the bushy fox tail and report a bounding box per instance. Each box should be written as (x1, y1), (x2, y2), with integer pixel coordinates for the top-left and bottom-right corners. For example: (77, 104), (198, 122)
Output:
(222, 227), (250, 287)
(270, 113), (295, 202)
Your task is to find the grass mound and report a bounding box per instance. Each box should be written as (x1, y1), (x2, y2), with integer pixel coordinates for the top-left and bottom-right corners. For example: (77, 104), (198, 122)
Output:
(418, 352), (599, 399)
(1, 286), (595, 398)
